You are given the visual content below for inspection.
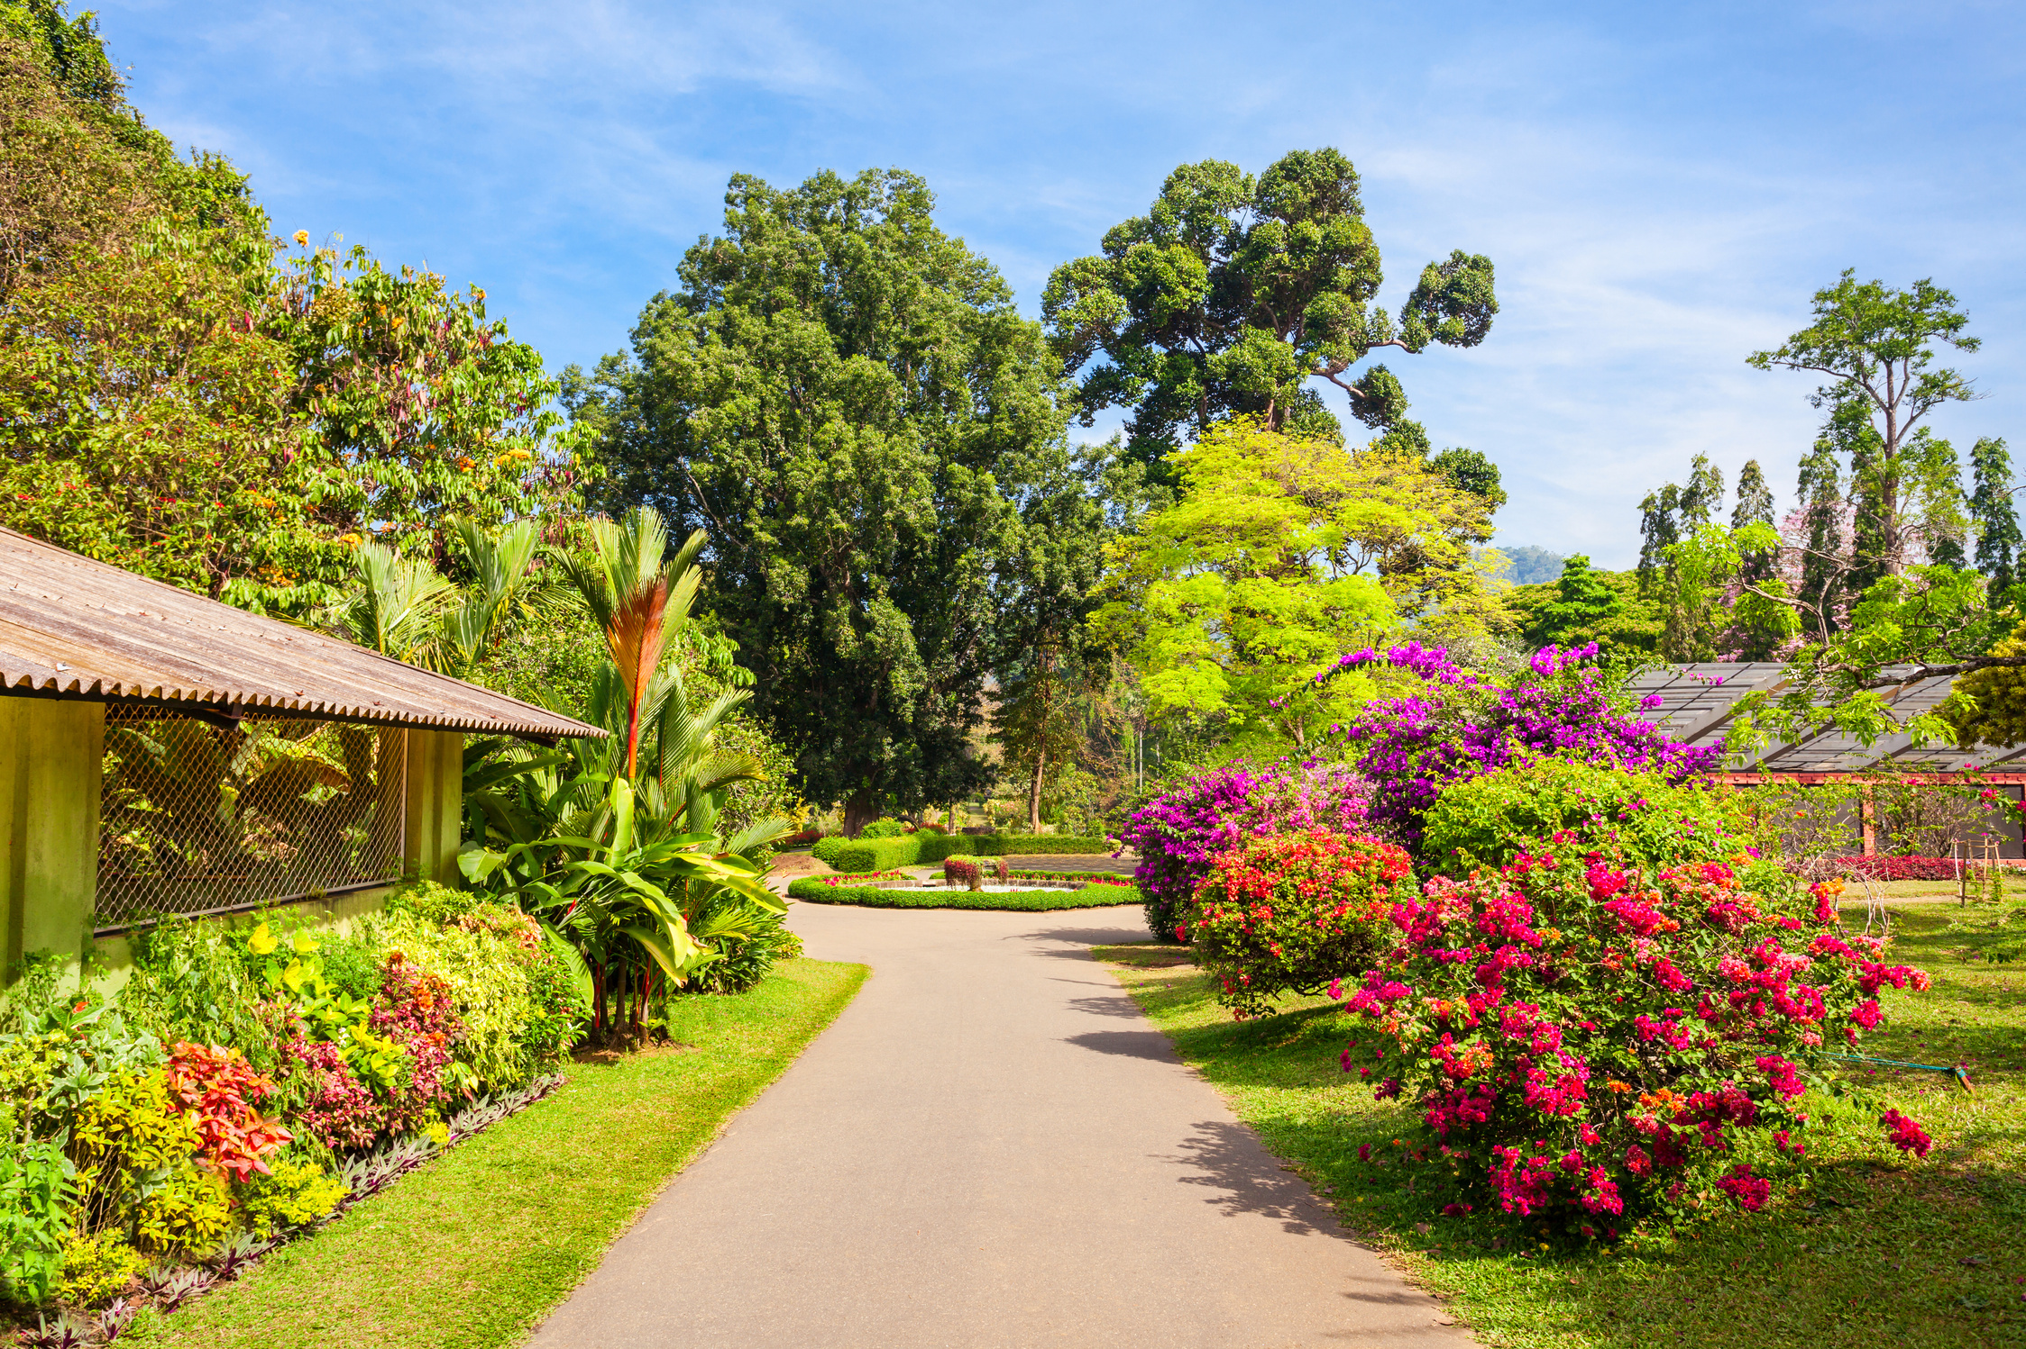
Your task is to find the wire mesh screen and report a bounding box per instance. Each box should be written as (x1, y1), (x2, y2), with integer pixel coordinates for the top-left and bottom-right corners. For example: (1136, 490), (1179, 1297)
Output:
(96, 708), (407, 931)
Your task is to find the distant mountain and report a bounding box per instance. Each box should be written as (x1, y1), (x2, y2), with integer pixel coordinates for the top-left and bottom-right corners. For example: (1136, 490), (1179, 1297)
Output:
(1497, 545), (1567, 586)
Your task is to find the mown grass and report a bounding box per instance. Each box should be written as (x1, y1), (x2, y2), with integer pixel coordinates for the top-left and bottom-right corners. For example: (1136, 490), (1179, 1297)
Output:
(120, 957), (868, 1349)
(788, 877), (1141, 910)
(1096, 899), (2026, 1349)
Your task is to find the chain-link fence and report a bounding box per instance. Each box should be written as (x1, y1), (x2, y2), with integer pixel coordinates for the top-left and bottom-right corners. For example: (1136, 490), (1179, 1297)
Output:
(96, 708), (407, 932)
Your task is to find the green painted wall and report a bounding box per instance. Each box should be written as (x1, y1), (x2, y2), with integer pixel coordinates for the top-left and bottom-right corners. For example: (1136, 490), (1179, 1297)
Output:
(404, 728), (464, 885)
(0, 699), (103, 972)
(2, 710), (467, 983)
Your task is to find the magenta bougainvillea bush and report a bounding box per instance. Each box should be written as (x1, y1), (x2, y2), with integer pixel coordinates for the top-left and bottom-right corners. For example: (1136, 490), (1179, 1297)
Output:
(1179, 831), (1416, 1017)
(1321, 642), (1722, 848)
(1119, 760), (1376, 939)
(1336, 829), (1931, 1236)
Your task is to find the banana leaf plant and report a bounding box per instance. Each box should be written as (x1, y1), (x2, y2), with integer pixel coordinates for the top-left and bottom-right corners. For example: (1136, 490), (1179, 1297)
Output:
(463, 776), (781, 1036)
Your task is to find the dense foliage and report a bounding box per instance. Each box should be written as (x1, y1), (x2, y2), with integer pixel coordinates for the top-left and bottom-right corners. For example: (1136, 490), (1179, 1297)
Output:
(1095, 421), (1506, 750)
(1338, 760), (1931, 1236)
(0, 2), (585, 614)
(1328, 642), (1721, 847)
(0, 883), (580, 1315)
(1179, 831), (1413, 1017)
(1042, 148), (1496, 465)
(1120, 760), (1375, 939)
(571, 168), (1081, 831)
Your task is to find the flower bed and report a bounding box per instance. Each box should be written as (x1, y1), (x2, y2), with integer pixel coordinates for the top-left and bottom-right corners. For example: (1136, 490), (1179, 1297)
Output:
(0, 882), (584, 1330)
(787, 878), (1141, 912)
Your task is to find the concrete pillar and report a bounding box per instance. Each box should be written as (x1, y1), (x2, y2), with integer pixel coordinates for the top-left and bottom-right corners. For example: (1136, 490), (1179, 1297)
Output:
(403, 728), (464, 885)
(0, 699), (104, 973)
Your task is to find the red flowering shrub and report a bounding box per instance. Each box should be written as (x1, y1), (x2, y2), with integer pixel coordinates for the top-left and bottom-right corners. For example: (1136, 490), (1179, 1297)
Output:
(944, 858), (982, 891)
(163, 1041), (291, 1181)
(1338, 826), (1932, 1233)
(1831, 855), (2025, 881)
(1181, 832), (1415, 1018)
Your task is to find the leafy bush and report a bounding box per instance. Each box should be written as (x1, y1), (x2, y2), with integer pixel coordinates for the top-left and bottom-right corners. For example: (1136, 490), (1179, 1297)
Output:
(0, 1138), (69, 1305)
(826, 835), (926, 873)
(360, 900), (569, 1093)
(681, 893), (805, 996)
(1339, 769), (1933, 1237)
(860, 819), (908, 838)
(943, 858), (982, 890)
(55, 1230), (146, 1306)
(236, 1155), (347, 1235)
(810, 836), (847, 864)
(1181, 832), (1414, 1018)
(788, 878), (1142, 911)
(1421, 758), (1755, 878)
(1121, 760), (1376, 940)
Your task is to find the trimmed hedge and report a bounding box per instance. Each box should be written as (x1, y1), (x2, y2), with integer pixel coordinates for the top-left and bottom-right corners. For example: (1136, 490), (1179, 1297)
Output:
(814, 833), (1115, 874)
(788, 877), (1142, 911)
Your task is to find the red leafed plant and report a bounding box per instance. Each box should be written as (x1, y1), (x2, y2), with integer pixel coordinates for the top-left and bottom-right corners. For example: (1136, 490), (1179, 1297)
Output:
(944, 858), (982, 891)
(165, 1041), (292, 1181)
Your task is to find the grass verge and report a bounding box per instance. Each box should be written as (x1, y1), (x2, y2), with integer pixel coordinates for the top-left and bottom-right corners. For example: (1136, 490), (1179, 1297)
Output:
(789, 877), (1141, 910)
(1095, 899), (2026, 1349)
(120, 957), (868, 1349)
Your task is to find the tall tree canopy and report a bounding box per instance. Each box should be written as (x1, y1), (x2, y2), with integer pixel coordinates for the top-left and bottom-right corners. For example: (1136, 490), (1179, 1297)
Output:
(569, 169), (1071, 831)
(1041, 149), (1497, 467)
(0, 0), (581, 612)
(1094, 419), (1499, 752)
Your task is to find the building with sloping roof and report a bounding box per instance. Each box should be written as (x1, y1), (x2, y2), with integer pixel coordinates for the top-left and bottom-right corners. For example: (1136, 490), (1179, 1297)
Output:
(0, 527), (604, 970)
(1625, 662), (2023, 856)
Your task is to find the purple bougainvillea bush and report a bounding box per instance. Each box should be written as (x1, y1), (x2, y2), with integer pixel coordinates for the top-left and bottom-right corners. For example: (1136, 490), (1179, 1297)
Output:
(1319, 642), (1722, 849)
(1336, 781), (1932, 1239)
(1118, 760), (1376, 940)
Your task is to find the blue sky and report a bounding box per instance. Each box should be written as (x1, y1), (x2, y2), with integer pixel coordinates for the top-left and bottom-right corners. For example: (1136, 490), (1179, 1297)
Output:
(98, 0), (2026, 567)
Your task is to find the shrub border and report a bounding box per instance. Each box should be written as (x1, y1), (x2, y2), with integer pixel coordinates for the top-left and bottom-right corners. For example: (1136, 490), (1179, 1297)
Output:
(788, 877), (1140, 911)
(812, 834), (1113, 874)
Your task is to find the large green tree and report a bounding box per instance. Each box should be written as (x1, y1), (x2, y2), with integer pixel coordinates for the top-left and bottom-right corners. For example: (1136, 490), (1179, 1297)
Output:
(1747, 272), (1973, 604)
(570, 169), (1069, 832)
(1041, 149), (1497, 467)
(1094, 419), (1501, 751)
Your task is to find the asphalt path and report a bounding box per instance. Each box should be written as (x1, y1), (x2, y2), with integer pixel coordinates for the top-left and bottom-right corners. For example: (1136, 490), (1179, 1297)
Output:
(527, 902), (1477, 1349)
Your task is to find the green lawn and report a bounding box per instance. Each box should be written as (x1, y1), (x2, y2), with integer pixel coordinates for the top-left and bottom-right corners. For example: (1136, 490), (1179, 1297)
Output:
(120, 957), (868, 1349)
(788, 877), (1141, 910)
(1096, 899), (2026, 1349)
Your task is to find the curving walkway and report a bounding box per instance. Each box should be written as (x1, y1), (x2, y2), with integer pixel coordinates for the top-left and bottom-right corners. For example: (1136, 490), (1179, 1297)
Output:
(528, 903), (1476, 1349)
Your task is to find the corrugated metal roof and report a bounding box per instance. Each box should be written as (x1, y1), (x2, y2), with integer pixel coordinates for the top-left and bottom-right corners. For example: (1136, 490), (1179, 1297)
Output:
(1625, 662), (2022, 772)
(0, 526), (605, 742)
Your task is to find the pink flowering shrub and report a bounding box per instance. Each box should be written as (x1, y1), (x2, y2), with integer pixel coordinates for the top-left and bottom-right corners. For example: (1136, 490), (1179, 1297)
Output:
(1337, 763), (1933, 1234)
(1179, 832), (1415, 1018)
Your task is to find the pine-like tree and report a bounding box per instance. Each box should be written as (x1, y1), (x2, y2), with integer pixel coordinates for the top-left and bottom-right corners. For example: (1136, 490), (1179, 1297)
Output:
(1970, 436), (2021, 597)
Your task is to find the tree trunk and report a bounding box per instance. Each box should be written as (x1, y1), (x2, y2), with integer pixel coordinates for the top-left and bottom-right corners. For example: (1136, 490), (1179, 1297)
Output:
(843, 789), (880, 838)
(1027, 746), (1045, 834)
